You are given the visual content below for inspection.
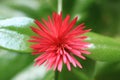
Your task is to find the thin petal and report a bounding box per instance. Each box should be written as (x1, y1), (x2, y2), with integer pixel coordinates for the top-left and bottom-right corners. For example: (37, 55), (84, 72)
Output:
(53, 54), (61, 70)
(63, 54), (67, 63)
(66, 61), (71, 71)
(65, 52), (77, 67)
(57, 58), (63, 72)
(64, 17), (78, 33)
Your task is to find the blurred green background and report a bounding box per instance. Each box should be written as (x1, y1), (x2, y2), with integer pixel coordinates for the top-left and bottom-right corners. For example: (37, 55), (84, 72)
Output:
(0, 0), (120, 80)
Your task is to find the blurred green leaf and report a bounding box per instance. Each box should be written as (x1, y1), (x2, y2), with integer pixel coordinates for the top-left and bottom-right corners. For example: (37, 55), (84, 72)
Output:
(0, 49), (34, 80)
(12, 65), (52, 80)
(86, 32), (120, 62)
(9, 0), (57, 20)
(0, 17), (34, 36)
(84, 0), (120, 36)
(43, 70), (54, 80)
(95, 61), (120, 80)
(0, 17), (35, 52)
(0, 29), (31, 52)
(10, 5), (40, 19)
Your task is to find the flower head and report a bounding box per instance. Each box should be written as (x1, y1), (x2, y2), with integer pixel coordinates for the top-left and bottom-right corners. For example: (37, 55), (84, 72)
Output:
(29, 12), (91, 72)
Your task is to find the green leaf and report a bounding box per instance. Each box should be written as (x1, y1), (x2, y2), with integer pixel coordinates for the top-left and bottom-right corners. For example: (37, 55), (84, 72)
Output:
(0, 17), (35, 52)
(43, 70), (54, 80)
(0, 29), (31, 52)
(0, 49), (34, 80)
(95, 61), (120, 80)
(0, 17), (34, 36)
(12, 65), (54, 80)
(86, 32), (120, 62)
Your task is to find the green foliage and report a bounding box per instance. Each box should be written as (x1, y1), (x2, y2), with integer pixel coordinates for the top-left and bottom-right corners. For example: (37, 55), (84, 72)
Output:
(86, 32), (120, 62)
(0, 17), (34, 36)
(43, 70), (54, 80)
(0, 49), (34, 80)
(0, 17), (34, 52)
(58, 58), (95, 80)
(94, 61), (120, 80)
(0, 0), (120, 80)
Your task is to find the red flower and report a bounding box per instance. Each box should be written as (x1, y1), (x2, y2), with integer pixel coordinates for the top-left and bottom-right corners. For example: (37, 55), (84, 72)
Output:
(29, 12), (91, 72)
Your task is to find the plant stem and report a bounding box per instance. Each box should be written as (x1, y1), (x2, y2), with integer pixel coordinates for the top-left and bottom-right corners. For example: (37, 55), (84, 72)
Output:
(58, 0), (62, 14)
(55, 70), (59, 80)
